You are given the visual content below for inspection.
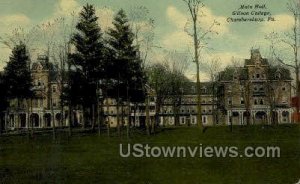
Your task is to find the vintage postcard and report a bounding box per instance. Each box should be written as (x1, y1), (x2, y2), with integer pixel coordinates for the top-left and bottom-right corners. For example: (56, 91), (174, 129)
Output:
(0, 0), (299, 183)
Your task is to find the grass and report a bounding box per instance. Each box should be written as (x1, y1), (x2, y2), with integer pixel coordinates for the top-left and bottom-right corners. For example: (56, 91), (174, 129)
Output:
(0, 125), (299, 184)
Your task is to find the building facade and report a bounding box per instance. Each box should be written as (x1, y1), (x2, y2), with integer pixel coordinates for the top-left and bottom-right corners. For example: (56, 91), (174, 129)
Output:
(218, 49), (293, 125)
(4, 55), (75, 130)
(2, 49), (294, 130)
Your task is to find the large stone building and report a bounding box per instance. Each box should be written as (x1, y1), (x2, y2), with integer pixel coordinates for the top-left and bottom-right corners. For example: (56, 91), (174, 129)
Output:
(218, 49), (293, 125)
(158, 82), (216, 126)
(4, 55), (73, 130)
(1, 49), (294, 131)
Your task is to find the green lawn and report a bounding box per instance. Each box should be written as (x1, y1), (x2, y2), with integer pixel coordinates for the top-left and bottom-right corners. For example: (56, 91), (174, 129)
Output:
(0, 125), (299, 184)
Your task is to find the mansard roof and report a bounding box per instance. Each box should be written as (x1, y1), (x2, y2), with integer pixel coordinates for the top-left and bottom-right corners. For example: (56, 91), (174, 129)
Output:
(218, 67), (248, 81)
(245, 58), (269, 65)
(183, 82), (215, 95)
(31, 55), (60, 82)
(245, 49), (269, 66)
(218, 65), (292, 81)
(267, 65), (292, 80)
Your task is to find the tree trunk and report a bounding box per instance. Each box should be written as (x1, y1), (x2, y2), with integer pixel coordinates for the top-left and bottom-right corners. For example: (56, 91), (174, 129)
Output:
(51, 98), (56, 141)
(117, 75), (121, 137)
(98, 100), (101, 136)
(68, 105), (72, 137)
(192, 16), (202, 127)
(92, 104), (95, 131)
(30, 99), (34, 137)
(145, 95), (150, 135)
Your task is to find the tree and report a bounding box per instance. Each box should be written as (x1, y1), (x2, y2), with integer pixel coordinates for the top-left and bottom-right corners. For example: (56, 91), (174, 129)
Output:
(107, 9), (146, 137)
(265, 0), (300, 118)
(3, 42), (33, 129)
(128, 6), (155, 64)
(205, 57), (221, 125)
(265, 65), (292, 125)
(0, 73), (8, 134)
(147, 51), (190, 130)
(147, 63), (170, 130)
(183, 0), (219, 127)
(68, 4), (106, 129)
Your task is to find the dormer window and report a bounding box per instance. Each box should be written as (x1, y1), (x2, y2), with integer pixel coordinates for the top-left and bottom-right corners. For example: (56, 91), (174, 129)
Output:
(260, 99), (264, 105)
(241, 97), (244, 104)
(275, 73), (281, 79)
(191, 86), (196, 93)
(254, 99), (258, 105)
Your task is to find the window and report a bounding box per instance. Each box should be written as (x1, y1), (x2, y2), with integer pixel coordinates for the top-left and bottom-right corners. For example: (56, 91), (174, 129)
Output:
(275, 73), (281, 79)
(260, 99), (264, 105)
(254, 99), (258, 105)
(180, 117), (185, 124)
(191, 86), (196, 93)
(256, 74), (260, 78)
(52, 86), (57, 93)
(282, 87), (286, 91)
(40, 99), (43, 107)
(52, 99), (57, 107)
(228, 97), (232, 105)
(241, 97), (244, 104)
(191, 117), (196, 124)
(202, 116), (207, 124)
(282, 97), (287, 103)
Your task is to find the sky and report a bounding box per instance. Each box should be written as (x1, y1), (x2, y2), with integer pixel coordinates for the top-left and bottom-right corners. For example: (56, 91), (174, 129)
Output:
(0, 0), (297, 81)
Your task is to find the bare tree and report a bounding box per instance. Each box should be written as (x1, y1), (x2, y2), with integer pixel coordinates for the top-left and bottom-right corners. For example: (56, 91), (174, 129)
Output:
(164, 51), (190, 126)
(128, 6), (155, 65)
(205, 57), (221, 125)
(265, 0), (300, 117)
(183, 0), (219, 127)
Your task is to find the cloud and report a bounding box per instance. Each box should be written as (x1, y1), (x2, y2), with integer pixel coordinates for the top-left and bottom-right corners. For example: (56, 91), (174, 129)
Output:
(162, 31), (192, 50)
(261, 14), (294, 33)
(162, 6), (229, 50)
(0, 14), (32, 69)
(166, 6), (187, 29)
(198, 7), (229, 35)
(96, 7), (114, 31)
(54, 0), (81, 17)
(0, 14), (31, 28)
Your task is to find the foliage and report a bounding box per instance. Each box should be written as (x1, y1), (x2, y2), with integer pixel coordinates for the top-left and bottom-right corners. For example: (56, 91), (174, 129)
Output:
(3, 42), (33, 100)
(107, 9), (146, 103)
(68, 4), (105, 108)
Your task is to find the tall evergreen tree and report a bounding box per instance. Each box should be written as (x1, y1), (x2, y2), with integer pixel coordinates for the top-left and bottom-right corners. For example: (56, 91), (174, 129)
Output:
(4, 42), (33, 100)
(107, 9), (146, 136)
(68, 4), (105, 129)
(3, 42), (33, 130)
(0, 73), (8, 134)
